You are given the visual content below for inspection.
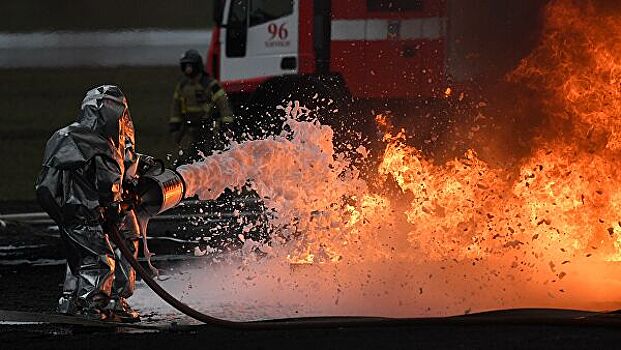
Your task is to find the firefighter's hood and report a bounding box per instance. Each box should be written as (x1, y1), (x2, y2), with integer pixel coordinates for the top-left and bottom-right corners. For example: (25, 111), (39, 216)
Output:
(41, 85), (134, 169)
(77, 85), (135, 149)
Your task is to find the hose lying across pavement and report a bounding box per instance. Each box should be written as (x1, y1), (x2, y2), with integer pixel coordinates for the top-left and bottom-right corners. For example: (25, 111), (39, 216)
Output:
(108, 222), (621, 330)
(108, 222), (394, 329)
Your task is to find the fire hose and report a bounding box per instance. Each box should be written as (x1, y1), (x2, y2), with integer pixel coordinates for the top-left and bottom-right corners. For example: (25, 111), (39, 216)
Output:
(108, 167), (621, 329)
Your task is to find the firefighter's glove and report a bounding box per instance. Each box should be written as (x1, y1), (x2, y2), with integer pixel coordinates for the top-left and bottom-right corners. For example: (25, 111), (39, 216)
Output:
(136, 153), (164, 175)
(121, 181), (140, 212)
(137, 153), (156, 167)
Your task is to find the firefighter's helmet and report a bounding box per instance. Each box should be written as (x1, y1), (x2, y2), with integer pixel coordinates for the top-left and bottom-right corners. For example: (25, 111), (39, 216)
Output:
(179, 49), (204, 76)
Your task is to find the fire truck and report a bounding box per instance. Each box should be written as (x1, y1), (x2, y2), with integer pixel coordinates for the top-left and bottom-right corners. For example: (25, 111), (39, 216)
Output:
(207, 0), (543, 133)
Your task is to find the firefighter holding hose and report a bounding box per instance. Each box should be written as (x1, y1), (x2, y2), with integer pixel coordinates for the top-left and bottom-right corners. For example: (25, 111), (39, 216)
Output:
(169, 49), (234, 164)
(35, 85), (148, 322)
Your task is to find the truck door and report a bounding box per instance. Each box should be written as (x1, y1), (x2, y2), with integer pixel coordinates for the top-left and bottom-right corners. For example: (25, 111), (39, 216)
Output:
(221, 0), (299, 82)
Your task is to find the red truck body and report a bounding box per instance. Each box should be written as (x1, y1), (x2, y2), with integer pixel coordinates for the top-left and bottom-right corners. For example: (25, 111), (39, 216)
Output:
(208, 0), (543, 102)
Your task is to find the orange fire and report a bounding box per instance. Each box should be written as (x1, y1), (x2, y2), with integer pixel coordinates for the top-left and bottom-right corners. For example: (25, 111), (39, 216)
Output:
(175, 1), (621, 317)
(376, 0), (621, 264)
(508, 0), (621, 261)
(283, 0), (621, 311)
(510, 0), (621, 151)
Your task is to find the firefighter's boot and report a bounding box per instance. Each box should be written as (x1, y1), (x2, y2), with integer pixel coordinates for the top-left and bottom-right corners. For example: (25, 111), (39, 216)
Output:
(109, 298), (141, 323)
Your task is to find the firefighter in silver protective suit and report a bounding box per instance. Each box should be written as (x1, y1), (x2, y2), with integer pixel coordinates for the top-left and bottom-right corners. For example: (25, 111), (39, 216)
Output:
(35, 85), (146, 322)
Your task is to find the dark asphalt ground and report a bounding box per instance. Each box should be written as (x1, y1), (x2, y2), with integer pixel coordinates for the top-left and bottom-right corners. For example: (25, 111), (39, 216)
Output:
(4, 305), (621, 350)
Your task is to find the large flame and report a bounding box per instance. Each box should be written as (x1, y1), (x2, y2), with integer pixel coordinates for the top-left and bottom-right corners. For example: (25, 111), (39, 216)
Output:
(508, 0), (621, 261)
(510, 0), (621, 151)
(166, 0), (621, 320)
(289, 0), (621, 309)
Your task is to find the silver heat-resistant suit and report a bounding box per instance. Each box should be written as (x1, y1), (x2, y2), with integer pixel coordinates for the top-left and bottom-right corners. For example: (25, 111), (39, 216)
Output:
(35, 85), (141, 321)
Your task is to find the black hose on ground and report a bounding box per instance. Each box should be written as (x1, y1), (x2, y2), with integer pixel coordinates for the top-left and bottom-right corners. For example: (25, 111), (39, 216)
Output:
(108, 223), (621, 330)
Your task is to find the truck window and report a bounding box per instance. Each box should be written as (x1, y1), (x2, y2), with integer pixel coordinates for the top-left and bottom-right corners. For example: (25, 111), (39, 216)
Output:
(249, 0), (294, 27)
(367, 0), (423, 12)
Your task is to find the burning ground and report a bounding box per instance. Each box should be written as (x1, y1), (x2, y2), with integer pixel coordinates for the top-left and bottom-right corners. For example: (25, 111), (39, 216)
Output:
(133, 0), (621, 321)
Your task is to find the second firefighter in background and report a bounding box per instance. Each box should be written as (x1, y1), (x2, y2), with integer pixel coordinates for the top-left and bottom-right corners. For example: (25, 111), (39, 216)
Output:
(169, 49), (234, 163)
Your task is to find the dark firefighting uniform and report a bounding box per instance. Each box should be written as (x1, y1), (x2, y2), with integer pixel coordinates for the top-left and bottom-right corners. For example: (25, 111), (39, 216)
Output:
(169, 74), (234, 162)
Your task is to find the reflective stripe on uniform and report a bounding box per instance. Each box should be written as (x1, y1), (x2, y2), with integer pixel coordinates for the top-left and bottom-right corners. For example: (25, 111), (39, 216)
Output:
(220, 114), (234, 123)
